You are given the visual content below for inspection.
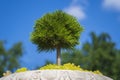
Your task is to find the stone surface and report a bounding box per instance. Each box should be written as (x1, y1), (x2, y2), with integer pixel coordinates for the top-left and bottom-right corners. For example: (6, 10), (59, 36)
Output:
(0, 70), (113, 80)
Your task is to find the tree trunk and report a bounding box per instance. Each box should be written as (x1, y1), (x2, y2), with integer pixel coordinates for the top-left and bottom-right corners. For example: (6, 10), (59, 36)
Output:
(56, 46), (61, 65)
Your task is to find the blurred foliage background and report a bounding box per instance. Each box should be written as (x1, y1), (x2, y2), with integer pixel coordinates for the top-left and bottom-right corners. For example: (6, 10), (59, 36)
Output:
(0, 32), (120, 80)
(0, 41), (23, 77)
(62, 32), (120, 80)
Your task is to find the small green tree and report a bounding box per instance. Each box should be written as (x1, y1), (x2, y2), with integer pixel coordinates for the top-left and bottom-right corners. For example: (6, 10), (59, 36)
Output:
(30, 10), (83, 65)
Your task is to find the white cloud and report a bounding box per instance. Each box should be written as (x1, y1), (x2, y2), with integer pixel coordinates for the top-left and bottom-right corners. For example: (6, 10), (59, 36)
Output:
(64, 5), (86, 20)
(63, 0), (86, 20)
(103, 0), (120, 11)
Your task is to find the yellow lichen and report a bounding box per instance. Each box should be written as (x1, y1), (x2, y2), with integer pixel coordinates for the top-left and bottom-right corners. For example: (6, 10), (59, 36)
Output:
(40, 63), (102, 75)
(15, 67), (28, 73)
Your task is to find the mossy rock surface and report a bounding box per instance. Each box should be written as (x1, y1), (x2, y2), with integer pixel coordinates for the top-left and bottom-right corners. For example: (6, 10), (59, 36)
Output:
(0, 70), (113, 80)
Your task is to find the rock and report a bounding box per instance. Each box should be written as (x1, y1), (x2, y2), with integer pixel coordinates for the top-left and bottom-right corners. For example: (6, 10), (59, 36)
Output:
(0, 70), (113, 80)
(3, 71), (12, 77)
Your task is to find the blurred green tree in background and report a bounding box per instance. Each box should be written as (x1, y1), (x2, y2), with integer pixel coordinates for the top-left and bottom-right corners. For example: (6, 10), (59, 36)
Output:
(62, 32), (120, 80)
(0, 41), (23, 77)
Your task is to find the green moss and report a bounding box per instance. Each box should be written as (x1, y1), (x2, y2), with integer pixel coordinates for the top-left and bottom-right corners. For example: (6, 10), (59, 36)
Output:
(15, 67), (28, 73)
(40, 63), (102, 75)
(14, 63), (102, 75)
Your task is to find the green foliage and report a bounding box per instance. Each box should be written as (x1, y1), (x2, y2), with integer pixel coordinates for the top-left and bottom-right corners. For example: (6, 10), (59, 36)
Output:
(40, 63), (82, 70)
(111, 51), (120, 80)
(30, 10), (83, 51)
(61, 32), (120, 80)
(62, 49), (84, 65)
(40, 63), (102, 75)
(30, 10), (83, 65)
(31, 10), (83, 51)
(0, 41), (23, 77)
(15, 67), (28, 73)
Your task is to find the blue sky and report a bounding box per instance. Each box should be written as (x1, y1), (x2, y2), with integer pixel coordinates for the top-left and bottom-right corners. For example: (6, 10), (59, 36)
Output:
(0, 0), (120, 69)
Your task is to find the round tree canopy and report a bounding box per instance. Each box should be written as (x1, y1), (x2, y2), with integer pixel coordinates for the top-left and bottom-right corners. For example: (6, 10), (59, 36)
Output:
(30, 10), (83, 51)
